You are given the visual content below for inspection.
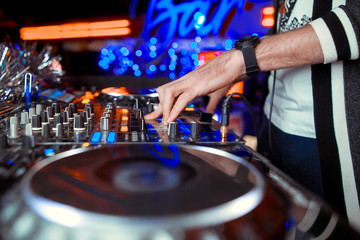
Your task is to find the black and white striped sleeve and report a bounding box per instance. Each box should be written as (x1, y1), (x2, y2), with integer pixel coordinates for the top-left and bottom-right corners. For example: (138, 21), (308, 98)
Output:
(310, 4), (359, 64)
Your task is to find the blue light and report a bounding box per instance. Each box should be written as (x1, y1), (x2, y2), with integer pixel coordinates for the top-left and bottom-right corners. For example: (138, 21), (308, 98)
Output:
(107, 132), (116, 143)
(150, 45), (157, 51)
(91, 132), (102, 143)
(169, 72), (176, 79)
(172, 42), (179, 49)
(134, 69), (142, 77)
(160, 64), (166, 71)
(225, 39), (233, 50)
(132, 64), (139, 71)
(135, 50), (143, 57)
(193, 59), (200, 66)
(252, 33), (259, 36)
(181, 49), (187, 55)
(190, 42), (197, 49)
(191, 53), (198, 60)
(44, 148), (55, 156)
(109, 53), (116, 61)
(171, 55), (178, 61)
(195, 36), (202, 43)
(150, 37), (158, 44)
(101, 48), (109, 55)
(149, 65), (156, 71)
(169, 64), (176, 71)
(168, 48), (175, 56)
(120, 47), (129, 56)
(149, 51), (157, 58)
(180, 57), (187, 64)
(118, 68), (126, 75)
(146, 68), (152, 75)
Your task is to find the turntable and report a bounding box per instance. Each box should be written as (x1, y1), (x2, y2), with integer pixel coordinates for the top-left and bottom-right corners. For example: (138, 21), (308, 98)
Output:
(1, 144), (289, 240)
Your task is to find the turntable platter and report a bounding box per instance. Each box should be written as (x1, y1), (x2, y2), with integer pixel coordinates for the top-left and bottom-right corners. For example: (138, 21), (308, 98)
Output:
(1, 145), (289, 240)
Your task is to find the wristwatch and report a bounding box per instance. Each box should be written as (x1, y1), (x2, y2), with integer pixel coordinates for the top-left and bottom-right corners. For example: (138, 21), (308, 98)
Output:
(234, 36), (260, 78)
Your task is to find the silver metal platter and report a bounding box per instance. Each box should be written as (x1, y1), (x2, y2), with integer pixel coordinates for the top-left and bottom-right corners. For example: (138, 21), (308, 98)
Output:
(1, 144), (289, 240)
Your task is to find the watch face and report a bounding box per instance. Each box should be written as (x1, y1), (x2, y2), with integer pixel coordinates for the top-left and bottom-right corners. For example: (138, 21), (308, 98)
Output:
(235, 36), (260, 50)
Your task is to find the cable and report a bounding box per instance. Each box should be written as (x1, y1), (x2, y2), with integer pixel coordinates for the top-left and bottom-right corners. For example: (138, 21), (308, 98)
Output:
(220, 92), (259, 145)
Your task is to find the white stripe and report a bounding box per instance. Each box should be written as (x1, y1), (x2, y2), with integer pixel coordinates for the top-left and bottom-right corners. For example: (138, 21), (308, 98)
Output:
(297, 200), (321, 232)
(312, 214), (339, 240)
(310, 19), (338, 64)
(332, 7), (359, 60)
(332, 0), (345, 7)
(331, 61), (360, 230)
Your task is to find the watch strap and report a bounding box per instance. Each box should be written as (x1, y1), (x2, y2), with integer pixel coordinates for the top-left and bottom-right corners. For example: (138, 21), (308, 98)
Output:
(242, 46), (260, 78)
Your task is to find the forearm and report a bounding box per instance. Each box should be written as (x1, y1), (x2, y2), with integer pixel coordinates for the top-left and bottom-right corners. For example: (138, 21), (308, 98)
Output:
(256, 24), (324, 73)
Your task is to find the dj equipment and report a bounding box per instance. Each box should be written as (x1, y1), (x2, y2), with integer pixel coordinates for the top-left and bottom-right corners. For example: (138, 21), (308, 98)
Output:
(0, 87), (359, 240)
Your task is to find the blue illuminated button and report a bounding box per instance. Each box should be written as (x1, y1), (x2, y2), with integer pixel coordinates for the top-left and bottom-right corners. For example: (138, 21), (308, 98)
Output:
(107, 132), (116, 143)
(44, 148), (55, 156)
(91, 132), (102, 143)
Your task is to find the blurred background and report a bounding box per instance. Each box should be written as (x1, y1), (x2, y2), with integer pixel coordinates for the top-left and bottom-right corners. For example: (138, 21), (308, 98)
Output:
(0, 0), (274, 137)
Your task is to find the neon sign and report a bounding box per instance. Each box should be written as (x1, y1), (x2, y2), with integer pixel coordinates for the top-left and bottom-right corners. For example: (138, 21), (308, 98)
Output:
(142, 0), (245, 52)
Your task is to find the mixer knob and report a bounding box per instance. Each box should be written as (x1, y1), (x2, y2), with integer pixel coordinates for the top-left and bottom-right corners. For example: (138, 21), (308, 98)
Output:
(65, 107), (73, 119)
(56, 123), (64, 138)
(190, 121), (200, 139)
(53, 115), (63, 130)
(61, 111), (70, 125)
(22, 135), (35, 149)
(69, 103), (77, 115)
(31, 115), (42, 131)
(73, 115), (85, 131)
(40, 111), (49, 124)
(24, 123), (33, 136)
(41, 122), (50, 137)
(35, 104), (43, 115)
(0, 134), (9, 150)
(80, 111), (89, 125)
(29, 107), (36, 122)
(84, 107), (92, 120)
(52, 102), (61, 115)
(20, 110), (29, 125)
(46, 106), (54, 119)
(100, 117), (110, 131)
(168, 121), (180, 139)
(8, 116), (20, 139)
(85, 103), (94, 116)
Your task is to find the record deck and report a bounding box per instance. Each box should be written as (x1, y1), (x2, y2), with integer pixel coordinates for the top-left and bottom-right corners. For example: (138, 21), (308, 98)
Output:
(1, 144), (289, 240)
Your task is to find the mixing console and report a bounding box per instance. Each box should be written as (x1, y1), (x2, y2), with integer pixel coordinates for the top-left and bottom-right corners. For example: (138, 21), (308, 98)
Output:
(0, 90), (244, 190)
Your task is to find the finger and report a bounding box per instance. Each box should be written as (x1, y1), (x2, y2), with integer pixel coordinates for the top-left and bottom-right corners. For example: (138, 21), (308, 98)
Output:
(144, 104), (163, 120)
(160, 88), (178, 125)
(166, 92), (192, 124)
(206, 93), (222, 114)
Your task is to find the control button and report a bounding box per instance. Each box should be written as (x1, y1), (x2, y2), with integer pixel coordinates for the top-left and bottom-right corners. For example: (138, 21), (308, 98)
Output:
(199, 112), (213, 123)
(190, 121), (200, 139)
(53, 115), (63, 129)
(168, 121), (180, 139)
(61, 111), (70, 125)
(69, 103), (77, 115)
(35, 104), (43, 115)
(100, 117), (110, 131)
(73, 115), (85, 131)
(91, 132), (102, 143)
(41, 122), (50, 137)
(56, 123), (64, 138)
(52, 102), (61, 115)
(46, 106), (54, 120)
(106, 132), (116, 143)
(31, 115), (42, 131)
(8, 117), (20, 139)
(20, 111), (29, 125)
(22, 135), (35, 149)
(24, 123), (33, 136)
(29, 107), (36, 122)
(0, 134), (9, 150)
(40, 111), (49, 124)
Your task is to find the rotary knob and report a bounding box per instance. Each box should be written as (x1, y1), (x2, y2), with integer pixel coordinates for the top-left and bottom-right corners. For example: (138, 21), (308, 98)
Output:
(168, 121), (180, 139)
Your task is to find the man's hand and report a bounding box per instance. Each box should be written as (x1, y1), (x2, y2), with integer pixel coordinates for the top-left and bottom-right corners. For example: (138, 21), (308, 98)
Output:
(144, 49), (246, 125)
